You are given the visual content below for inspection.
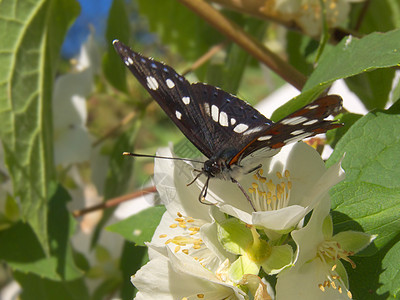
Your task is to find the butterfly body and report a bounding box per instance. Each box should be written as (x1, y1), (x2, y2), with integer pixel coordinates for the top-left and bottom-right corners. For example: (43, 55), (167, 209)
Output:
(113, 40), (343, 206)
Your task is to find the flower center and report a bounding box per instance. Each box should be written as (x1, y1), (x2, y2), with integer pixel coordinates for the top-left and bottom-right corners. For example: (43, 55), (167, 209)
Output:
(248, 169), (292, 211)
(316, 240), (356, 299)
(158, 212), (205, 256)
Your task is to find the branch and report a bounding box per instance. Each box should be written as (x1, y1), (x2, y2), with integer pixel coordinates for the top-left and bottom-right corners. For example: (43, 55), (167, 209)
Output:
(178, 0), (307, 90)
(72, 186), (157, 218)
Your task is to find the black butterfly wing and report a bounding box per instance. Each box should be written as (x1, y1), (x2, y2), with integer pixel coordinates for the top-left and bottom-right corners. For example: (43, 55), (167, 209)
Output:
(114, 40), (217, 157)
(113, 40), (273, 158)
(229, 95), (343, 165)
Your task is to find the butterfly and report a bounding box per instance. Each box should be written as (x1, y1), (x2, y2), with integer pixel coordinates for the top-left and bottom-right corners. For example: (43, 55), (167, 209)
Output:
(113, 40), (343, 210)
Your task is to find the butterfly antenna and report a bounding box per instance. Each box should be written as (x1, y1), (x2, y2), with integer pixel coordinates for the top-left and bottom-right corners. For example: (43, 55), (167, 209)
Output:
(123, 152), (204, 164)
(231, 178), (256, 212)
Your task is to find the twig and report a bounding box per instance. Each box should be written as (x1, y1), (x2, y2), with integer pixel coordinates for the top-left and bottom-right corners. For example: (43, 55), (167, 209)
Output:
(72, 186), (157, 218)
(177, 0), (307, 90)
(181, 41), (227, 76)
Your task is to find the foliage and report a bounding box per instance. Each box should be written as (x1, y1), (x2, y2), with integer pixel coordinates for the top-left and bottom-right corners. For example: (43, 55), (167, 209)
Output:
(0, 0), (399, 299)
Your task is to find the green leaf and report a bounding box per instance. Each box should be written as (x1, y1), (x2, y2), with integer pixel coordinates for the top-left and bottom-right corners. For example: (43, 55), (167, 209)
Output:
(325, 112), (363, 148)
(271, 29), (400, 121)
(327, 112), (400, 186)
(119, 242), (148, 300)
(217, 218), (253, 255)
(0, 0), (80, 253)
(286, 31), (315, 76)
(137, 0), (222, 60)
(91, 118), (142, 248)
(0, 184), (83, 280)
(344, 68), (395, 110)
(377, 241), (400, 298)
(47, 184), (83, 281)
(4, 193), (20, 221)
(229, 256), (259, 282)
(305, 29), (400, 91)
(355, 0), (400, 34)
(14, 271), (89, 300)
(330, 182), (400, 252)
(107, 206), (166, 246)
(205, 17), (266, 94)
(327, 111), (400, 252)
(103, 0), (130, 92)
(0, 221), (60, 280)
(344, 244), (393, 299)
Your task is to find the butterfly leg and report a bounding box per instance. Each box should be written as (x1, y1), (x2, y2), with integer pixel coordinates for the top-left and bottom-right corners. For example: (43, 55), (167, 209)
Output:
(244, 164), (262, 175)
(231, 178), (256, 212)
(199, 176), (214, 206)
(187, 169), (203, 186)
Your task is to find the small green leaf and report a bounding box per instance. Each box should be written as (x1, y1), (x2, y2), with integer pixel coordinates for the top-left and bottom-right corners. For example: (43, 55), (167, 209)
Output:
(103, 0), (130, 92)
(261, 244), (293, 275)
(305, 29), (400, 90)
(272, 29), (400, 121)
(229, 256), (259, 282)
(14, 271), (89, 300)
(356, 0), (400, 34)
(119, 242), (148, 300)
(107, 206), (166, 246)
(4, 194), (20, 221)
(334, 231), (375, 254)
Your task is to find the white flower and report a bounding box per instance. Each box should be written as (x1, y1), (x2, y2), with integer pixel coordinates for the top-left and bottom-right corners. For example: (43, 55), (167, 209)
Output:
(132, 147), (249, 299)
(198, 142), (344, 235)
(53, 35), (99, 165)
(132, 248), (247, 300)
(275, 194), (375, 299)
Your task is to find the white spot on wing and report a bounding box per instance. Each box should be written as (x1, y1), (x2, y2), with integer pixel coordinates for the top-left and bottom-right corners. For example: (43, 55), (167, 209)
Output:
(291, 129), (305, 136)
(166, 79), (175, 89)
(175, 110), (182, 120)
(303, 119), (318, 126)
(146, 76), (159, 90)
(204, 103), (210, 116)
(257, 135), (272, 141)
(211, 105), (219, 122)
(306, 105), (318, 109)
(182, 96), (190, 105)
(125, 57), (133, 65)
(284, 132), (313, 144)
(219, 112), (228, 127)
(281, 116), (308, 125)
(233, 123), (249, 133)
(243, 126), (263, 135)
(230, 118), (236, 125)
